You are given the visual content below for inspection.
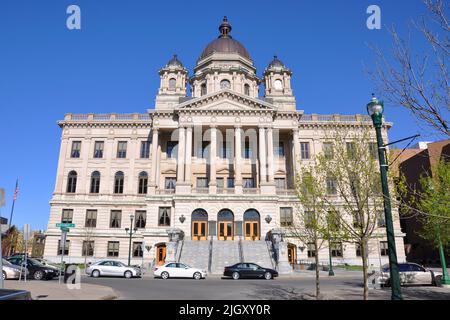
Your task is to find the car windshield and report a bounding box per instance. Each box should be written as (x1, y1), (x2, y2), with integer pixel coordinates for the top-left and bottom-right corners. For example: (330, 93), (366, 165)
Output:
(28, 259), (45, 267)
(2, 259), (13, 266)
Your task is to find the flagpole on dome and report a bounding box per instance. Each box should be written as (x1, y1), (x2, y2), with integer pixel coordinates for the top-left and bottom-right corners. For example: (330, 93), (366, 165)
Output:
(8, 178), (19, 230)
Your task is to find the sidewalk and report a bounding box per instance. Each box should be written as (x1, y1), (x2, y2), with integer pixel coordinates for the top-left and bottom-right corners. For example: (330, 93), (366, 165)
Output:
(3, 280), (118, 300)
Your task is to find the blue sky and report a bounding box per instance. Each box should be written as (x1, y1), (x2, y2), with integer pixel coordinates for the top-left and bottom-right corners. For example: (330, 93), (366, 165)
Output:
(0, 0), (442, 230)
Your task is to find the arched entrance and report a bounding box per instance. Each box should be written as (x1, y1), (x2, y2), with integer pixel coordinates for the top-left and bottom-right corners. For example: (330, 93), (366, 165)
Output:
(217, 209), (234, 241)
(244, 209), (260, 240)
(155, 243), (166, 266)
(191, 209), (208, 240)
(288, 243), (297, 265)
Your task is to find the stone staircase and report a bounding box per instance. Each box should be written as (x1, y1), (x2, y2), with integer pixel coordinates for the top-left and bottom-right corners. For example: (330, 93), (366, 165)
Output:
(177, 240), (210, 271)
(241, 240), (275, 269)
(210, 239), (240, 274)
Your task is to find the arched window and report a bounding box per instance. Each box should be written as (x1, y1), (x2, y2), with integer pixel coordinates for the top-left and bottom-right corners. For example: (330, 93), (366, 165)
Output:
(217, 209), (234, 221)
(220, 79), (231, 90)
(138, 171), (148, 194)
(66, 171), (77, 193)
(192, 209), (208, 221)
(168, 78), (176, 90)
(201, 83), (207, 96)
(244, 84), (250, 96)
(243, 209), (260, 221)
(114, 171), (124, 194)
(90, 171), (100, 194)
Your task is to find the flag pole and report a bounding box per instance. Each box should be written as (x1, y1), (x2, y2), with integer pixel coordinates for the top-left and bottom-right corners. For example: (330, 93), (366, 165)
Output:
(8, 179), (18, 229)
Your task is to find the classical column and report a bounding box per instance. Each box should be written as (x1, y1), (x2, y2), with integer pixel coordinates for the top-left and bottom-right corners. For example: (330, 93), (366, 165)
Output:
(184, 126), (193, 184)
(209, 126), (217, 193)
(267, 127), (275, 184)
(177, 127), (186, 183)
(149, 128), (159, 193)
(292, 128), (301, 178)
(259, 126), (267, 185)
(234, 126), (243, 194)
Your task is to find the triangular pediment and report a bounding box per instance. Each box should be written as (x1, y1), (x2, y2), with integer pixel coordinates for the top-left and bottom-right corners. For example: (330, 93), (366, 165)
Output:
(176, 89), (276, 112)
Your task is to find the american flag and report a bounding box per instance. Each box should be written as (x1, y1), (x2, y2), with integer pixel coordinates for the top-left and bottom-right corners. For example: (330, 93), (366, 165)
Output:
(13, 180), (19, 201)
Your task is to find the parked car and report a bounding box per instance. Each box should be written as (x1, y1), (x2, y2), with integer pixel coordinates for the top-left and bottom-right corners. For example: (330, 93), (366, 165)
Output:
(33, 258), (59, 269)
(2, 259), (28, 280)
(85, 260), (141, 278)
(153, 262), (207, 280)
(7, 257), (59, 280)
(223, 263), (278, 280)
(374, 263), (442, 286)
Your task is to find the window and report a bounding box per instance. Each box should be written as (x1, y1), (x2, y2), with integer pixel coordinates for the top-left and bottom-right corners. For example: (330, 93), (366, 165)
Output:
(61, 209), (73, 224)
(138, 171), (148, 194)
(216, 178), (224, 188)
(133, 242), (143, 257)
(90, 171), (101, 194)
(377, 212), (386, 227)
(275, 142), (285, 157)
(140, 141), (151, 159)
(244, 140), (252, 159)
(201, 141), (209, 159)
(323, 142), (333, 159)
(380, 241), (388, 256)
(327, 211), (340, 231)
(135, 210), (146, 228)
(369, 142), (378, 159)
(227, 177), (235, 188)
(114, 171), (124, 194)
(220, 79), (231, 89)
(326, 176), (337, 195)
(85, 209), (97, 228)
(300, 142), (310, 159)
(57, 240), (70, 255)
(159, 207), (171, 226)
(107, 241), (120, 257)
(243, 178), (255, 188)
(168, 78), (176, 90)
(220, 141), (231, 159)
(307, 243), (316, 258)
(117, 141), (127, 158)
(110, 210), (122, 228)
(280, 207), (293, 227)
(356, 244), (362, 257)
(66, 171), (77, 193)
(304, 211), (315, 229)
(353, 212), (363, 229)
(331, 242), (343, 257)
(93, 141), (104, 158)
(201, 83), (207, 95)
(82, 241), (94, 256)
(167, 141), (178, 158)
(196, 177), (208, 188)
(165, 177), (176, 190)
(71, 141), (81, 158)
(244, 84), (250, 96)
(275, 178), (286, 189)
(346, 142), (356, 158)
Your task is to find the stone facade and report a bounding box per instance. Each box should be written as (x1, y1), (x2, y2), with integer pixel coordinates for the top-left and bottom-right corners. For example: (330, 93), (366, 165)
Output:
(43, 17), (406, 269)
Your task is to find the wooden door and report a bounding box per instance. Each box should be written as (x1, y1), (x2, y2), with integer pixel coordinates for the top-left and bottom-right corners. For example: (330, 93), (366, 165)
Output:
(156, 245), (166, 266)
(192, 221), (207, 240)
(218, 222), (233, 240)
(244, 221), (260, 240)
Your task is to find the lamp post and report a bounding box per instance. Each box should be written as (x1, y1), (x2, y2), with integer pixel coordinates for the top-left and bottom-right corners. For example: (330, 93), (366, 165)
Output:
(125, 215), (138, 267)
(327, 224), (335, 276)
(366, 94), (402, 300)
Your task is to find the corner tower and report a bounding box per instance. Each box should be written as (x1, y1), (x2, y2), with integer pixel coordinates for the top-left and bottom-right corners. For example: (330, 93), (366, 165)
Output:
(263, 55), (296, 111)
(155, 54), (188, 109)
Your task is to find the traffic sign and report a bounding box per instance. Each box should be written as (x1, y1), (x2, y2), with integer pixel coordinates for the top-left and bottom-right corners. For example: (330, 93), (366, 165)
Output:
(56, 223), (75, 228)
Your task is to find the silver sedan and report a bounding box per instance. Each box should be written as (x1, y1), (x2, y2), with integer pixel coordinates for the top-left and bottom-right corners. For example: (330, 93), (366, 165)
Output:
(85, 260), (141, 278)
(2, 259), (28, 280)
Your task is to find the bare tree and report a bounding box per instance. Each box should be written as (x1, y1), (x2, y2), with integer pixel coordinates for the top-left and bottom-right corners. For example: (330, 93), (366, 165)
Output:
(81, 226), (95, 267)
(368, 0), (449, 137)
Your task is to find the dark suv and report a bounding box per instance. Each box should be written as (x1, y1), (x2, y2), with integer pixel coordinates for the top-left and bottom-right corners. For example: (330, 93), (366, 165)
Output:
(7, 257), (60, 280)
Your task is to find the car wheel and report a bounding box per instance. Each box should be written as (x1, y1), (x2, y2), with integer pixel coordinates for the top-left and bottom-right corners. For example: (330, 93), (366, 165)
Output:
(264, 272), (272, 280)
(2, 271), (6, 280)
(193, 272), (202, 280)
(91, 270), (100, 278)
(34, 271), (44, 281)
(232, 272), (240, 280)
(161, 271), (169, 279)
(124, 271), (133, 279)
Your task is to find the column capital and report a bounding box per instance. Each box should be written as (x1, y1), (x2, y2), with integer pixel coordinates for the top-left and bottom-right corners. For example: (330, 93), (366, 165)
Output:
(210, 124), (218, 129)
(152, 127), (159, 133)
(234, 125), (242, 129)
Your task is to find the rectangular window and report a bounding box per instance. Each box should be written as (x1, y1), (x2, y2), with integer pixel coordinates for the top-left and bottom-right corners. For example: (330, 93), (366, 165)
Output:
(107, 241), (120, 257)
(331, 242), (343, 257)
(275, 178), (286, 189)
(220, 141), (231, 159)
(135, 210), (146, 229)
(165, 177), (176, 190)
(196, 177), (209, 188)
(356, 244), (362, 257)
(346, 142), (356, 158)
(377, 212), (386, 227)
(140, 141), (151, 159)
(353, 212), (363, 229)
(227, 177), (235, 188)
(369, 142), (378, 159)
(167, 141), (178, 159)
(117, 141), (127, 158)
(93, 141), (104, 158)
(133, 242), (143, 257)
(244, 140), (252, 159)
(110, 210), (122, 228)
(326, 177), (337, 195)
(82, 241), (94, 256)
(275, 142), (285, 157)
(280, 207), (293, 227)
(307, 243), (316, 258)
(380, 241), (389, 256)
(201, 141), (209, 159)
(243, 178), (255, 188)
(300, 142), (310, 159)
(323, 142), (333, 159)
(61, 209), (73, 224)
(71, 141), (81, 158)
(158, 207), (171, 226)
(304, 211), (315, 229)
(57, 240), (70, 255)
(216, 177), (224, 188)
(85, 209), (97, 228)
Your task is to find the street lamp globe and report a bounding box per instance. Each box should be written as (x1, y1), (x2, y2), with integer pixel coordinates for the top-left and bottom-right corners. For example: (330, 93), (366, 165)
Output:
(130, 214), (134, 221)
(366, 95), (384, 116)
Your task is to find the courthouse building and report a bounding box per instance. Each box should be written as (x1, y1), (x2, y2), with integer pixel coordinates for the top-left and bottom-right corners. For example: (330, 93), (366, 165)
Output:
(44, 17), (405, 271)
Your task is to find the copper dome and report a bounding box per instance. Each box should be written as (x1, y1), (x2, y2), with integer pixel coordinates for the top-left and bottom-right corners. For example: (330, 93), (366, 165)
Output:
(199, 16), (252, 61)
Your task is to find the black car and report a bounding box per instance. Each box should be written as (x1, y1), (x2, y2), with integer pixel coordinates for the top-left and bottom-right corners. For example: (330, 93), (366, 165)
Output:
(7, 257), (60, 280)
(223, 263), (278, 280)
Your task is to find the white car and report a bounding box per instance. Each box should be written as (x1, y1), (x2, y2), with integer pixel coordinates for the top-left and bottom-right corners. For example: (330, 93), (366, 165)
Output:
(373, 263), (442, 286)
(153, 262), (207, 280)
(85, 260), (141, 278)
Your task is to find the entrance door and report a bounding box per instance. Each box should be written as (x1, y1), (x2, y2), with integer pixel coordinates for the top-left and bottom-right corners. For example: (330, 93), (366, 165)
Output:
(156, 245), (166, 266)
(218, 222), (233, 240)
(244, 221), (260, 240)
(192, 221), (207, 240)
(288, 244), (297, 265)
